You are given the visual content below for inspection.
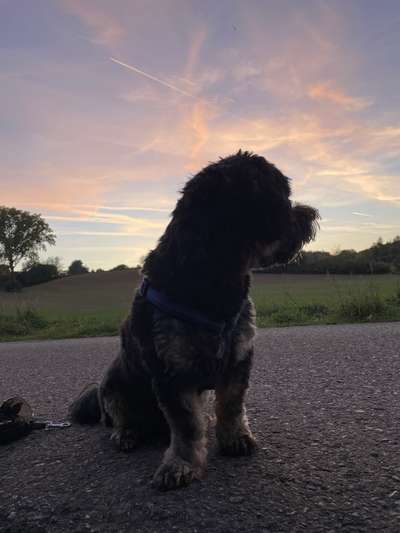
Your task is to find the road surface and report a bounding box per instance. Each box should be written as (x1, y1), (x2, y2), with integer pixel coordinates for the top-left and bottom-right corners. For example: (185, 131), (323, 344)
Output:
(0, 323), (399, 532)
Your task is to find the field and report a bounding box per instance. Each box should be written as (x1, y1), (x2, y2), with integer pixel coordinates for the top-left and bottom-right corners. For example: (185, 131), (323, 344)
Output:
(252, 273), (400, 327)
(0, 270), (399, 341)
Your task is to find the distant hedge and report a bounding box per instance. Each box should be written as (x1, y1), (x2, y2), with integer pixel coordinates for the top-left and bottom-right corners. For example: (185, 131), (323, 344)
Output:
(17, 263), (59, 286)
(262, 248), (396, 275)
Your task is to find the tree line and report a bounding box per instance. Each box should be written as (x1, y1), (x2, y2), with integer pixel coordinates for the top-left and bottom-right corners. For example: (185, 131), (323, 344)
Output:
(0, 256), (137, 292)
(1, 206), (399, 292)
(0, 206), (139, 291)
(261, 237), (400, 275)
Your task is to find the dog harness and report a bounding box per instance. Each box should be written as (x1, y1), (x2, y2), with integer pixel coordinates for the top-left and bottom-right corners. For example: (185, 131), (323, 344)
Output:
(138, 278), (239, 335)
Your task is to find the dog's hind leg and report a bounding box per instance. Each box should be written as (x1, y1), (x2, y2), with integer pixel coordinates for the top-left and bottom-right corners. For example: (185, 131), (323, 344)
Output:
(102, 397), (140, 452)
(152, 383), (208, 491)
(100, 354), (168, 452)
(102, 382), (168, 451)
(69, 383), (101, 424)
(215, 354), (257, 456)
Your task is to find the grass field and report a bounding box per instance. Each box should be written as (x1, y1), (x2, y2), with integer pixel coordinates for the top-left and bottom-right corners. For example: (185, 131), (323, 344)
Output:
(0, 270), (399, 341)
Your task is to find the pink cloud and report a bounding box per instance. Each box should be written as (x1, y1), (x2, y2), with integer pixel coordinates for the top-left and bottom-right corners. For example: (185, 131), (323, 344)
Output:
(62, 0), (125, 46)
(308, 82), (372, 110)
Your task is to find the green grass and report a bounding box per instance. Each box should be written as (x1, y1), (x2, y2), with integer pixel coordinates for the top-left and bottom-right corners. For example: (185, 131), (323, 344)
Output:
(0, 270), (399, 341)
(252, 273), (400, 327)
(0, 307), (125, 342)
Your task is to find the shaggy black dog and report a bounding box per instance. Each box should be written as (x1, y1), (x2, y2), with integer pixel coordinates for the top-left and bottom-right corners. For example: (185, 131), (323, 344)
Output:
(70, 151), (319, 491)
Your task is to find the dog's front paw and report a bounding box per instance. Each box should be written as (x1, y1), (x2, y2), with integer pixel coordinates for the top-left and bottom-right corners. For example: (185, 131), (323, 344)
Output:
(152, 458), (200, 491)
(111, 429), (140, 452)
(218, 432), (257, 457)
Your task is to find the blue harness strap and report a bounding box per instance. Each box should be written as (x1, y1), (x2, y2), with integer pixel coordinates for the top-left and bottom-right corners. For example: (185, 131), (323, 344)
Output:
(138, 278), (239, 334)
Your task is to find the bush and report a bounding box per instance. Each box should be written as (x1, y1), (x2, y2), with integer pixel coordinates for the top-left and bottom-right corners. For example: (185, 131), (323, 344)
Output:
(0, 307), (48, 336)
(387, 286), (400, 306)
(337, 288), (386, 321)
(18, 263), (59, 287)
(269, 307), (303, 325)
(263, 250), (393, 275)
(68, 260), (89, 275)
(110, 264), (129, 271)
(4, 278), (22, 292)
(298, 303), (329, 317)
(0, 264), (10, 286)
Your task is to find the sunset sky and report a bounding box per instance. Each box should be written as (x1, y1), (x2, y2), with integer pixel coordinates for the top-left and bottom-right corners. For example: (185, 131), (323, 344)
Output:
(1, 0), (399, 269)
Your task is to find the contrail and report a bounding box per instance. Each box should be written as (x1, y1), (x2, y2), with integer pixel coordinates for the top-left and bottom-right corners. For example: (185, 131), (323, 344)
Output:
(110, 57), (196, 98)
(352, 212), (372, 217)
(110, 57), (264, 131)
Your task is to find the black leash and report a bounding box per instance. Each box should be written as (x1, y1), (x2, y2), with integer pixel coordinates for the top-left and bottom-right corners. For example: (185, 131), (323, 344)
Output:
(0, 397), (71, 445)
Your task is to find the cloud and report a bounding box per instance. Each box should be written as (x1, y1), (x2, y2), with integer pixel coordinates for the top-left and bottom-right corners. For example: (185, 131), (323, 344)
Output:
(186, 100), (216, 170)
(59, 230), (160, 237)
(90, 205), (170, 213)
(119, 87), (162, 104)
(232, 63), (262, 82)
(374, 127), (400, 138)
(3, 0), (400, 262)
(45, 211), (167, 230)
(184, 27), (207, 81)
(352, 212), (372, 217)
(62, 0), (124, 46)
(322, 224), (366, 233)
(5, 201), (172, 215)
(361, 222), (399, 230)
(308, 82), (372, 110)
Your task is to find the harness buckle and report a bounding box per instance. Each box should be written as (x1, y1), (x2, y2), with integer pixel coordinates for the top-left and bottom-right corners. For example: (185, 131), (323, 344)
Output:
(138, 277), (150, 298)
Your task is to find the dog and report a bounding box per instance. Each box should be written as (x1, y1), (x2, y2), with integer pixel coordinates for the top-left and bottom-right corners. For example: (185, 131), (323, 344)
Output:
(69, 150), (319, 491)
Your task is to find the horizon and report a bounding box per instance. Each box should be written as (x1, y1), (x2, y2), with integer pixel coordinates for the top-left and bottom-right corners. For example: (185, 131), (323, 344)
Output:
(7, 223), (399, 274)
(1, 1), (399, 269)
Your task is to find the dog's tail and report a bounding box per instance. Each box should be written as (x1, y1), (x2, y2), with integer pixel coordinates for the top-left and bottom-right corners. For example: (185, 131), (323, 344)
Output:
(68, 383), (101, 424)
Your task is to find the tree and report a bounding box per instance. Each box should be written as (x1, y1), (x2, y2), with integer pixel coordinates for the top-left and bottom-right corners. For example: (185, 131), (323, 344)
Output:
(18, 263), (59, 286)
(0, 206), (56, 281)
(0, 264), (10, 288)
(110, 264), (129, 271)
(68, 259), (89, 275)
(45, 256), (64, 274)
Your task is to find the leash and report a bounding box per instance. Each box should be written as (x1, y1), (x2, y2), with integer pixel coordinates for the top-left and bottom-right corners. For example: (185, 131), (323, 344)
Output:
(0, 397), (71, 445)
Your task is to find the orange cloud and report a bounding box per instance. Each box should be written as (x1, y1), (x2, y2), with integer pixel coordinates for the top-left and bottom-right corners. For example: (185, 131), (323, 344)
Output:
(184, 28), (207, 82)
(186, 101), (215, 170)
(308, 82), (372, 110)
(344, 174), (400, 204)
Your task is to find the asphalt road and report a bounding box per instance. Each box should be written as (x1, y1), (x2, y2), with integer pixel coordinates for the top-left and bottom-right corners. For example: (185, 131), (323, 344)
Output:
(0, 322), (399, 533)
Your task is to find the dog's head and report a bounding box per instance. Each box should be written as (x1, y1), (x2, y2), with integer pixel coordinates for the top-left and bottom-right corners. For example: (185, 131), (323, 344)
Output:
(174, 150), (319, 268)
(254, 202), (319, 267)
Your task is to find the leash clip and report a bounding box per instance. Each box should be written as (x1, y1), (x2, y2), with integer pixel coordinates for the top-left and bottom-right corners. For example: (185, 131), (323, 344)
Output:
(44, 421), (71, 430)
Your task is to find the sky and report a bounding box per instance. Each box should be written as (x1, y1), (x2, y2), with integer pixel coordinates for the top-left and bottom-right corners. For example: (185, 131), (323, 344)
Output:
(1, 0), (399, 270)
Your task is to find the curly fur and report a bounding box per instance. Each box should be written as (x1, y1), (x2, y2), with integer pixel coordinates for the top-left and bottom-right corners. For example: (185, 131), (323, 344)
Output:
(69, 150), (319, 491)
